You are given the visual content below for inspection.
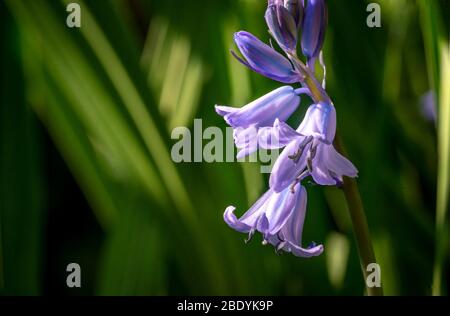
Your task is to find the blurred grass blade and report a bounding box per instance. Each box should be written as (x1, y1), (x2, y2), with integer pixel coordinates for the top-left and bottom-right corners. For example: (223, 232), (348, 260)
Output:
(159, 34), (191, 117)
(8, 0), (231, 294)
(419, 0), (444, 96)
(65, 0), (196, 223)
(0, 7), (44, 294)
(433, 42), (450, 296)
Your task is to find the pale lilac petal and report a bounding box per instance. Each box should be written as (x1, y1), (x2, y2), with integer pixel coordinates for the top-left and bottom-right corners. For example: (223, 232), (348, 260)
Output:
(236, 146), (257, 160)
(233, 31), (299, 83)
(263, 188), (298, 235)
(233, 125), (258, 159)
(311, 143), (358, 185)
(288, 242), (324, 257)
(256, 214), (270, 233)
(216, 87), (302, 159)
(218, 86), (300, 128)
(269, 137), (310, 192)
(215, 105), (237, 117)
(265, 185), (324, 258)
(234, 120), (300, 159)
(223, 190), (273, 233)
(282, 186), (323, 257)
(233, 125), (258, 148)
(298, 102), (336, 144)
(280, 185), (307, 243)
(223, 207), (252, 233)
(310, 143), (336, 185)
(258, 119), (300, 150)
(324, 145), (358, 179)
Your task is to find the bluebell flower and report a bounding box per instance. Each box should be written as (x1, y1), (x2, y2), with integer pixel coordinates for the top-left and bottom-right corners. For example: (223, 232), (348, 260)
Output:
(301, 0), (328, 61)
(215, 86), (302, 158)
(224, 182), (324, 258)
(217, 0), (357, 259)
(270, 102), (358, 191)
(232, 31), (300, 83)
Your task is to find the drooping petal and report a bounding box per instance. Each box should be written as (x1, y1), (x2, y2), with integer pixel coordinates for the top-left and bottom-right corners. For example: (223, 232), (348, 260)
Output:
(224, 186), (299, 238)
(223, 207), (252, 233)
(301, 0), (328, 60)
(258, 119), (300, 150)
(216, 86), (300, 128)
(232, 119), (299, 159)
(298, 102), (336, 144)
(265, 5), (298, 53)
(263, 187), (298, 235)
(233, 31), (299, 83)
(287, 242), (324, 257)
(308, 143), (336, 185)
(309, 143), (358, 185)
(233, 125), (259, 159)
(269, 136), (310, 192)
(266, 185), (324, 257)
(223, 190), (273, 233)
(280, 185), (308, 243)
(214, 105), (237, 117)
(324, 146), (358, 179)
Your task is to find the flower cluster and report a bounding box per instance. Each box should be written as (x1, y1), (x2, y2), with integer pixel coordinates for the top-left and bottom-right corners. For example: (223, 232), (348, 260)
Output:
(216, 0), (358, 258)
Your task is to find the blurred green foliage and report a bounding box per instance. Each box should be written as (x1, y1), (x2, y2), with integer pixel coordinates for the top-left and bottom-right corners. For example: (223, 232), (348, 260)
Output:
(0, 0), (449, 295)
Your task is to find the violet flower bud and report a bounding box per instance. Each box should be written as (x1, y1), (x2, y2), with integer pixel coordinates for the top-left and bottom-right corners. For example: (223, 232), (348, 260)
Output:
(284, 0), (304, 29)
(268, 0), (304, 28)
(265, 4), (298, 53)
(232, 31), (299, 83)
(301, 0), (328, 60)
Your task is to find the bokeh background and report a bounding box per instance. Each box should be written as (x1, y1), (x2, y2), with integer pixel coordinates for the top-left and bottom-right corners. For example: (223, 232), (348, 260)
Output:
(0, 0), (449, 296)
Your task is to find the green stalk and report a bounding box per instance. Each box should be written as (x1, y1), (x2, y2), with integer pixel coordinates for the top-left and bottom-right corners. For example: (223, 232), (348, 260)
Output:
(334, 135), (383, 296)
(290, 54), (383, 296)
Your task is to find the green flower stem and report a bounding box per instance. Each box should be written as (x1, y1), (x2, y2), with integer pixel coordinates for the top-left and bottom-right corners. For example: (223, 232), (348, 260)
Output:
(289, 54), (383, 296)
(334, 135), (384, 296)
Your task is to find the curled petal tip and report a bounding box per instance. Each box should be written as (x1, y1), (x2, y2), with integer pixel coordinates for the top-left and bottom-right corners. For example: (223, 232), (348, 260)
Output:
(223, 206), (252, 233)
(290, 242), (324, 258)
(223, 206), (237, 221)
(215, 105), (235, 117)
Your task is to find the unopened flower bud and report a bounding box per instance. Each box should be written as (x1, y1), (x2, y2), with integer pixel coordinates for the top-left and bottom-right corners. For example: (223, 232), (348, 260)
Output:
(301, 0), (328, 60)
(265, 5), (298, 53)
